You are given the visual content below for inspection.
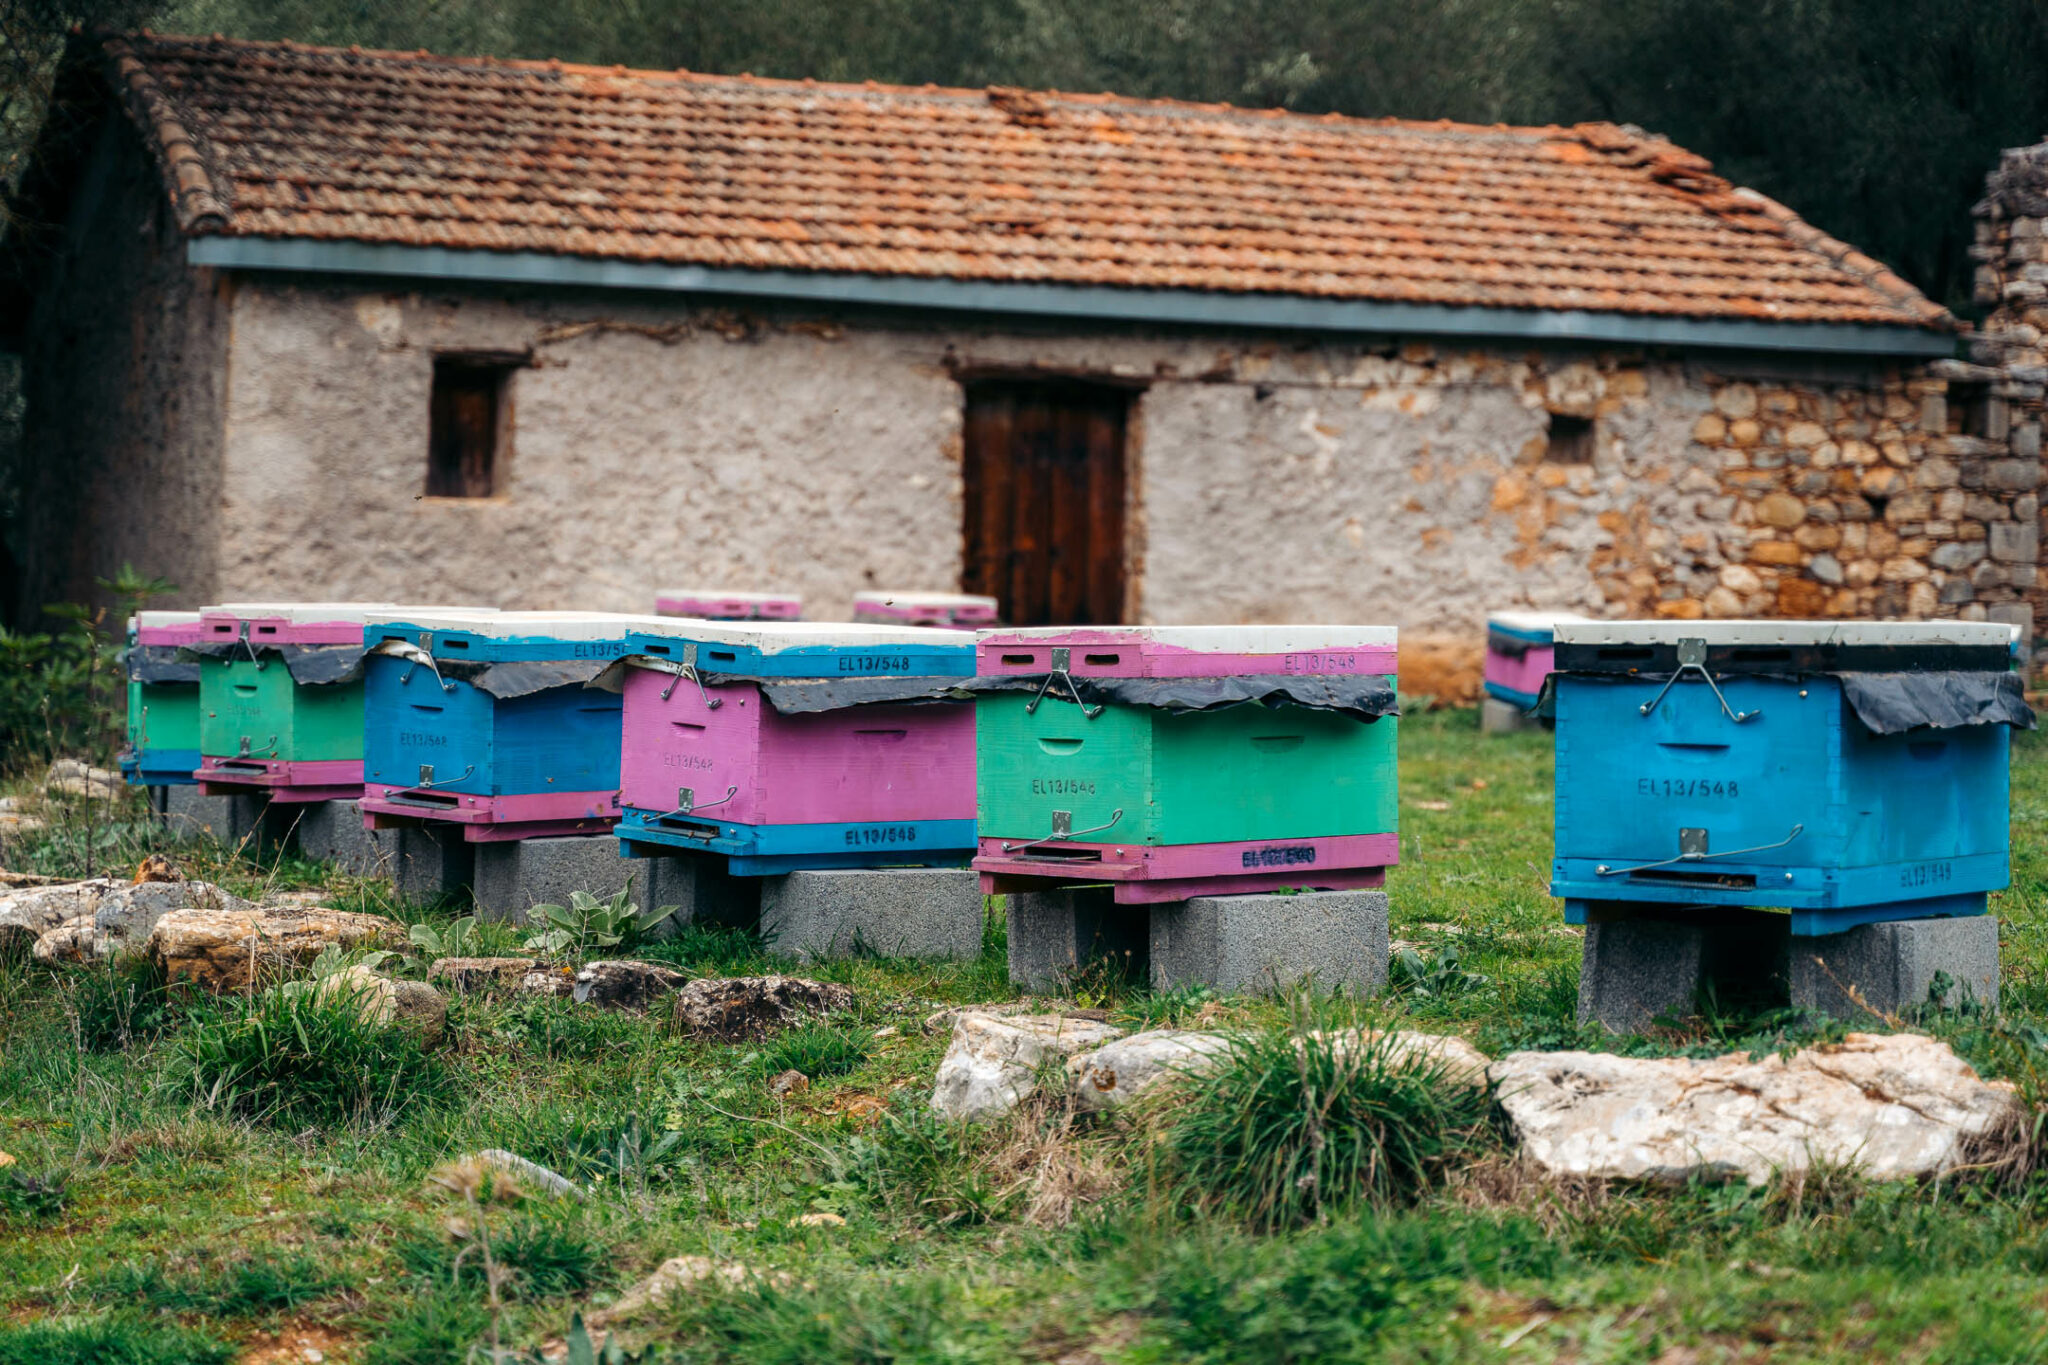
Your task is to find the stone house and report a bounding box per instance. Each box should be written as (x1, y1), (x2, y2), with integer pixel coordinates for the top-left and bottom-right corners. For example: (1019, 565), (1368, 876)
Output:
(4, 32), (2040, 695)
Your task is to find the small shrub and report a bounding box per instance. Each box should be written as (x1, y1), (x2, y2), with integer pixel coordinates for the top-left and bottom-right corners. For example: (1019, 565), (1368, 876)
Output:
(753, 1023), (870, 1081)
(538, 1113), (684, 1189)
(523, 886), (677, 962)
(61, 955), (182, 1052)
(359, 1292), (491, 1365)
(97, 1250), (342, 1315)
(0, 1314), (233, 1365)
(396, 1212), (605, 1299)
(0, 1167), (70, 1222)
(174, 986), (451, 1127)
(1158, 1026), (1492, 1230)
(1388, 943), (1489, 1000)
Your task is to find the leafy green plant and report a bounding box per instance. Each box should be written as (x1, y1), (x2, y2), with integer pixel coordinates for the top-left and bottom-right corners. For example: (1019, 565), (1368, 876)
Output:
(490, 1313), (664, 1364)
(0, 1314), (234, 1365)
(174, 984), (451, 1127)
(0, 1167), (70, 1222)
(0, 565), (174, 769)
(1157, 1025), (1492, 1230)
(753, 1023), (871, 1082)
(1388, 943), (1489, 1000)
(409, 914), (484, 960)
(523, 887), (677, 962)
(541, 1114), (685, 1195)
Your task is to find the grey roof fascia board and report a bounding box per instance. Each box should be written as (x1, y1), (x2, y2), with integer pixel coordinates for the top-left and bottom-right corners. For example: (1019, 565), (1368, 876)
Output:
(187, 235), (1959, 359)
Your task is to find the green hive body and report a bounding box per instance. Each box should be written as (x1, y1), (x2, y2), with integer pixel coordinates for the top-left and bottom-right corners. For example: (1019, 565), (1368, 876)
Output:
(130, 679), (202, 753)
(974, 688), (1398, 845)
(199, 658), (365, 762)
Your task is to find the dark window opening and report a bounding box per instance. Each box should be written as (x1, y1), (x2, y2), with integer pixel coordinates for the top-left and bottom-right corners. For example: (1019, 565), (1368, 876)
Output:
(427, 356), (518, 497)
(1544, 412), (1596, 464)
(962, 379), (1131, 626)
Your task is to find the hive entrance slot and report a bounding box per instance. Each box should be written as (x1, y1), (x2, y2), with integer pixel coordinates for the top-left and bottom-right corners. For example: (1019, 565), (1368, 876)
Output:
(1002, 653), (1036, 665)
(654, 815), (721, 839)
(395, 790), (459, 808)
(1628, 868), (1758, 890)
(1596, 646), (1654, 662)
(1017, 844), (1103, 863)
(215, 760), (268, 773)
(1083, 653), (1121, 666)
(442, 638), (468, 649)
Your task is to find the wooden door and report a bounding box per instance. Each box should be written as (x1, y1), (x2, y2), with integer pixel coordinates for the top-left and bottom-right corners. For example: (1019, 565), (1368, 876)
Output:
(962, 380), (1129, 625)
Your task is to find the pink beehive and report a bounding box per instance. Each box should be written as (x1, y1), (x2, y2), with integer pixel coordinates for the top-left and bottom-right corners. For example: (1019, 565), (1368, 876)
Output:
(852, 591), (1000, 628)
(654, 588), (803, 621)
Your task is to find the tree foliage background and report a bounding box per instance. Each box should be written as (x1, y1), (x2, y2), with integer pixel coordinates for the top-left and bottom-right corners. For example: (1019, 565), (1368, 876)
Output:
(6, 0), (2048, 309)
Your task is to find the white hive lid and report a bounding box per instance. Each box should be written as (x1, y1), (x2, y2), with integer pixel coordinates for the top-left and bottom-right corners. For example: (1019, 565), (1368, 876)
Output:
(1488, 609), (1592, 633)
(1552, 619), (2016, 648)
(976, 624), (1397, 651)
(135, 611), (204, 628)
(628, 618), (973, 653)
(377, 610), (665, 641)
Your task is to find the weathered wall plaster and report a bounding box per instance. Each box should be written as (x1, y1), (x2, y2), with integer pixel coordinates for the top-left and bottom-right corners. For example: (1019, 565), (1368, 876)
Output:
(10, 120), (227, 620)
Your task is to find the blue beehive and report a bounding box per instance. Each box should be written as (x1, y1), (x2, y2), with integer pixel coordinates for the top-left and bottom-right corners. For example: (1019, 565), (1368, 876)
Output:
(361, 611), (655, 841)
(1550, 620), (2032, 936)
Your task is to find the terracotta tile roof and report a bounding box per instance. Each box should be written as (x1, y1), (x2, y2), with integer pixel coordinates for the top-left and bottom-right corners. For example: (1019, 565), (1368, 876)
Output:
(95, 31), (1951, 330)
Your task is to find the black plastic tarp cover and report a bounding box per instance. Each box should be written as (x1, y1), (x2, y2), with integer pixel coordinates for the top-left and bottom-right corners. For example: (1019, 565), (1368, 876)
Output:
(587, 656), (969, 714)
(126, 645), (200, 684)
(964, 672), (1399, 722)
(1536, 669), (2034, 735)
(179, 641), (366, 686)
(364, 642), (615, 700)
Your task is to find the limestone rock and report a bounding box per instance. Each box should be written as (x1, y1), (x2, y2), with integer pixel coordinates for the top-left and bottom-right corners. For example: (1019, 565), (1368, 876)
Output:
(769, 1068), (810, 1098)
(306, 965), (445, 1043)
(672, 975), (856, 1040)
(392, 978), (450, 1042)
(1314, 1028), (1494, 1089)
(931, 1012), (1126, 1122)
(594, 1256), (768, 1325)
(573, 959), (690, 1010)
(31, 915), (99, 964)
(44, 759), (121, 800)
(0, 810), (48, 838)
(430, 956), (541, 993)
(520, 967), (577, 998)
(149, 906), (400, 992)
(0, 878), (121, 952)
(96, 880), (252, 955)
(1492, 1033), (2023, 1185)
(1067, 1029), (1233, 1113)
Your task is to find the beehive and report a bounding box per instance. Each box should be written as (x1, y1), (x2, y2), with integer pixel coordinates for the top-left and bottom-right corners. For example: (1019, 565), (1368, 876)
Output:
(1484, 609), (1588, 710)
(123, 611), (206, 785)
(1549, 620), (2029, 935)
(362, 611), (652, 840)
(971, 626), (1401, 903)
(653, 589), (802, 621)
(614, 620), (977, 874)
(852, 591), (1000, 628)
(195, 603), (398, 801)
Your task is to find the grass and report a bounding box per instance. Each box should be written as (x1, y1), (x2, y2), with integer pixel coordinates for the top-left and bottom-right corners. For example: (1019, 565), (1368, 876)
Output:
(3, 710), (2048, 1361)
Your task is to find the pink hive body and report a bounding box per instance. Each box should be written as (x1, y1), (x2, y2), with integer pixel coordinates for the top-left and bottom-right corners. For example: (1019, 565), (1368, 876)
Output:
(619, 669), (973, 827)
(1484, 642), (1555, 699)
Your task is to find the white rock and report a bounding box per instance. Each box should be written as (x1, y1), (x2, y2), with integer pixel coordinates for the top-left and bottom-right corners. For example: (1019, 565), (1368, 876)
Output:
(95, 880), (252, 954)
(1067, 1030), (1233, 1113)
(595, 1255), (768, 1323)
(31, 915), (100, 964)
(930, 1012), (1125, 1121)
(1492, 1032), (2023, 1185)
(44, 759), (121, 800)
(0, 878), (122, 949)
(1314, 1029), (1494, 1089)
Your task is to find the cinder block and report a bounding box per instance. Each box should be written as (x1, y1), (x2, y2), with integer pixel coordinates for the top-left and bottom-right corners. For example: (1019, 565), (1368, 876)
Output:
(157, 785), (238, 841)
(1151, 889), (1390, 995)
(392, 825), (475, 905)
(1007, 886), (1147, 991)
(1578, 907), (1790, 1033)
(1790, 914), (2000, 1020)
(644, 853), (760, 934)
(1481, 697), (1544, 735)
(760, 868), (982, 962)
(473, 835), (641, 924)
(283, 800), (400, 878)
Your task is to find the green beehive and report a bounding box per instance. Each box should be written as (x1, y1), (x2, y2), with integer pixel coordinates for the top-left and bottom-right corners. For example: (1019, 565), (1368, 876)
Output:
(970, 626), (1402, 903)
(198, 653), (366, 763)
(124, 611), (207, 785)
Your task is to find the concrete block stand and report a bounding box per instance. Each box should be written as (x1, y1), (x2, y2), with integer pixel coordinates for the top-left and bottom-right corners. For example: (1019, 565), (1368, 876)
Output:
(392, 825), (475, 906)
(154, 784), (233, 840)
(1790, 915), (1999, 1020)
(1577, 907), (1790, 1033)
(1481, 697), (1546, 735)
(473, 835), (637, 924)
(760, 868), (982, 962)
(1007, 886), (1148, 991)
(1152, 889), (1390, 996)
(645, 853), (761, 934)
(281, 799), (400, 878)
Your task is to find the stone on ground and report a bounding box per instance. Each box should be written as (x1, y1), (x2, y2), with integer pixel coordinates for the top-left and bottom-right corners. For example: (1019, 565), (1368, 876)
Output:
(1314, 1028), (1494, 1088)
(930, 1012), (1126, 1122)
(520, 966), (577, 997)
(0, 878), (121, 951)
(1492, 1032), (2023, 1185)
(572, 959), (690, 1010)
(27, 879), (255, 962)
(430, 956), (541, 993)
(313, 965), (449, 1042)
(594, 1255), (768, 1325)
(44, 758), (122, 800)
(1067, 1029), (1232, 1114)
(671, 976), (856, 1040)
(148, 905), (400, 992)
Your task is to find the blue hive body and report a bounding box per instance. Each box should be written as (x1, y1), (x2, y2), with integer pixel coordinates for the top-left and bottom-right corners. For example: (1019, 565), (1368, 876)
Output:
(1550, 620), (2028, 937)
(363, 612), (645, 826)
